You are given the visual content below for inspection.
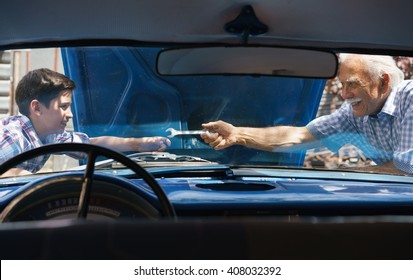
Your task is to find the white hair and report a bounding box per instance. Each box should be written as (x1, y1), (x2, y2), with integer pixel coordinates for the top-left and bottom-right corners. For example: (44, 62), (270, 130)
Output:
(339, 53), (404, 88)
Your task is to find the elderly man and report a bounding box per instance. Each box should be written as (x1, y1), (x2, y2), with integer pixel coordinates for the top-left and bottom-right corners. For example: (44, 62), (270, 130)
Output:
(201, 54), (413, 174)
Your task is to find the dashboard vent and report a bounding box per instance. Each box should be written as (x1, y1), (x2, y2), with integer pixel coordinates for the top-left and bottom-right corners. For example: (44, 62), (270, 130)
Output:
(196, 182), (275, 191)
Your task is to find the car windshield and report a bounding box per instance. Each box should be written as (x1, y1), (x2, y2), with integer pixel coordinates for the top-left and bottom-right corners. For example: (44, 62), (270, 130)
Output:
(3, 0), (413, 264)
(1, 46), (412, 178)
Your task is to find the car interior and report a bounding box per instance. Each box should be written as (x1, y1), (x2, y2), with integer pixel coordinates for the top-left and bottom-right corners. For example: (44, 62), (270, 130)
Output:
(1, 0), (413, 259)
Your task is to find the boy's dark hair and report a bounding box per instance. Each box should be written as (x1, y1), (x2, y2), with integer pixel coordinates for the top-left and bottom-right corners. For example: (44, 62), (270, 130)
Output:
(15, 68), (76, 116)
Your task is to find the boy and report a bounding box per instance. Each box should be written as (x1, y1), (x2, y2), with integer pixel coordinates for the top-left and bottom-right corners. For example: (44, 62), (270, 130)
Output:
(1, 68), (171, 176)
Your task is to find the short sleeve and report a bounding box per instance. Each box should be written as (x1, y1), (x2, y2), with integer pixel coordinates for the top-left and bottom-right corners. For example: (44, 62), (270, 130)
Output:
(393, 103), (413, 174)
(306, 103), (360, 152)
(45, 131), (91, 144)
(0, 134), (23, 165)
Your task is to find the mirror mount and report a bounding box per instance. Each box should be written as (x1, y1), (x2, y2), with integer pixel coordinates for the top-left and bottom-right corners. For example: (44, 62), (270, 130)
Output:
(224, 5), (268, 44)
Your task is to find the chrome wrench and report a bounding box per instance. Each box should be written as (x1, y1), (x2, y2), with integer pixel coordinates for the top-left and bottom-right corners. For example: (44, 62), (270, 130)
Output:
(166, 128), (207, 138)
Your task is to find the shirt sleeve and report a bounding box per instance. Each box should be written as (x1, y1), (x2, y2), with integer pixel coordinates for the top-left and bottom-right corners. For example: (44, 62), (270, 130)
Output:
(305, 103), (359, 152)
(44, 131), (91, 161)
(0, 133), (23, 165)
(46, 131), (91, 144)
(393, 92), (413, 174)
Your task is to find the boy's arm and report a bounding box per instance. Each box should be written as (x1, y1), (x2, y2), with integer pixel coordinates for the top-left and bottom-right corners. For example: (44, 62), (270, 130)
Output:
(90, 136), (171, 152)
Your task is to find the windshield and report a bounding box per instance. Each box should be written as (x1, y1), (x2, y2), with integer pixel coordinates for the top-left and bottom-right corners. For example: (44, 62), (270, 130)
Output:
(1, 47), (412, 177)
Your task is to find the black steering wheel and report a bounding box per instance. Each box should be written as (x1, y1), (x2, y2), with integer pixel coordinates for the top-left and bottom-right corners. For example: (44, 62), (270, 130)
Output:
(0, 143), (175, 220)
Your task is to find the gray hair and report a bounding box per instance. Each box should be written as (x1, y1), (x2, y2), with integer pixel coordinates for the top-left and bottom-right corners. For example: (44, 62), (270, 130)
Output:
(339, 53), (404, 89)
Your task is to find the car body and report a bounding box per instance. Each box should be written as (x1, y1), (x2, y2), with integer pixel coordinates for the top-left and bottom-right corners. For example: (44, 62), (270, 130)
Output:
(0, 0), (413, 259)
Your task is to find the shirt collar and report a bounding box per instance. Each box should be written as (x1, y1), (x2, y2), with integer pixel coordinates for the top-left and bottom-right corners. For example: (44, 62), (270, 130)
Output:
(379, 84), (399, 117)
(19, 114), (33, 126)
(19, 114), (44, 145)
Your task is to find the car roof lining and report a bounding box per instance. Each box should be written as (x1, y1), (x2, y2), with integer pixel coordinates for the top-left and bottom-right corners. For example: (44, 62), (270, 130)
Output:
(1, 0), (413, 53)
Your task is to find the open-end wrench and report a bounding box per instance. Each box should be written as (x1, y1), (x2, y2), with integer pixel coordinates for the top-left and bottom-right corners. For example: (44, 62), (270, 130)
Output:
(166, 128), (207, 138)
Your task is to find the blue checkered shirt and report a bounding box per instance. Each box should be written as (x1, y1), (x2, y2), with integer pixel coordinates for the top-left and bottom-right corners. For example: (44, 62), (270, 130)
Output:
(0, 115), (90, 173)
(307, 80), (413, 174)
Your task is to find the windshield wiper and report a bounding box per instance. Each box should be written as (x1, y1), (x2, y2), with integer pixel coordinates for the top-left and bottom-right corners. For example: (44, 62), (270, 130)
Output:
(126, 152), (212, 163)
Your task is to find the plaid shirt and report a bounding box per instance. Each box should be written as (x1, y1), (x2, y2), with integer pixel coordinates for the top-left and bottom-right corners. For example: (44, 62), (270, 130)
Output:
(0, 115), (90, 173)
(307, 80), (413, 174)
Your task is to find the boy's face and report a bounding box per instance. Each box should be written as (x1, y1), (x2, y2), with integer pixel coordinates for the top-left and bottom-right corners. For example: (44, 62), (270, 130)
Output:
(38, 90), (73, 136)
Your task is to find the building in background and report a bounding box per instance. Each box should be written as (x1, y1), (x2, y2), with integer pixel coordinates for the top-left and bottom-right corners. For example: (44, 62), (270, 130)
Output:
(0, 51), (12, 118)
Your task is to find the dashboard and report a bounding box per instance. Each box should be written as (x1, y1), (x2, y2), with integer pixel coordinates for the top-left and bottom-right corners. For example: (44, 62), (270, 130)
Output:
(2, 167), (413, 221)
(1, 167), (413, 259)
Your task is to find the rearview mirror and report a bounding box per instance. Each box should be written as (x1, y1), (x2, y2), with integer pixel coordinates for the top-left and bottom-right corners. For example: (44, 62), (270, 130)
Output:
(157, 46), (338, 78)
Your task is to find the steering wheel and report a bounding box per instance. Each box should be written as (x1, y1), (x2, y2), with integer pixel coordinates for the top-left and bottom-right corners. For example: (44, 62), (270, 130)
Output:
(0, 143), (175, 221)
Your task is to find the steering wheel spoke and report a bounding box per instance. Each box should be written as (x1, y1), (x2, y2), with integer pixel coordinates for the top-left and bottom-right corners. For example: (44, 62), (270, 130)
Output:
(77, 149), (98, 219)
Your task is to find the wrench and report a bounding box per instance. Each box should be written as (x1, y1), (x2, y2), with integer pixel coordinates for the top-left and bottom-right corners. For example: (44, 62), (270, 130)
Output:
(166, 128), (207, 138)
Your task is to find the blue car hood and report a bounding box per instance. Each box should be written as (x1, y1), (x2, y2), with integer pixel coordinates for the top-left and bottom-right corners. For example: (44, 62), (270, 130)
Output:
(61, 47), (325, 166)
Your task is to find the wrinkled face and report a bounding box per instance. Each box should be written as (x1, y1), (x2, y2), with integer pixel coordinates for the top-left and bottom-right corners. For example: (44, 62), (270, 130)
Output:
(38, 90), (73, 135)
(338, 59), (388, 117)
